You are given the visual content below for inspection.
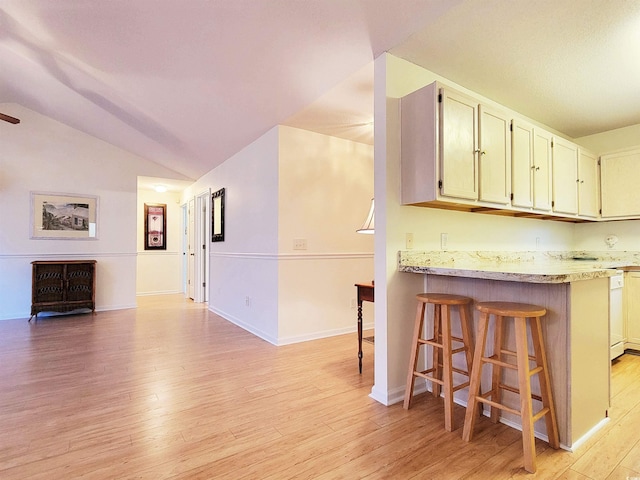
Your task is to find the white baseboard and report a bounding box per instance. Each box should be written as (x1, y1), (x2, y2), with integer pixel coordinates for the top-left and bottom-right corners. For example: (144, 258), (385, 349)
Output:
(208, 305), (279, 345)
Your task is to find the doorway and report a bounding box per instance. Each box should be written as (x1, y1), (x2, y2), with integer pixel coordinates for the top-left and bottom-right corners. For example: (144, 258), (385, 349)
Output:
(184, 190), (210, 302)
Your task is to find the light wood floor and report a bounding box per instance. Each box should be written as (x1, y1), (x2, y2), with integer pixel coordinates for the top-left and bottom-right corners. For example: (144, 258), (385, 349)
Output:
(1, 295), (640, 479)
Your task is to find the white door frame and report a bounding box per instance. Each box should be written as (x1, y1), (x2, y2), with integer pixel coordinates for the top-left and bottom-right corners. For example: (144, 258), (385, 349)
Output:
(187, 198), (196, 300)
(194, 189), (210, 303)
(181, 203), (188, 296)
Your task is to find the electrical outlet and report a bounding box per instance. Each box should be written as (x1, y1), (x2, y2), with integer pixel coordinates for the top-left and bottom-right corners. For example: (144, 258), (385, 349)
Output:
(245, 296), (251, 307)
(350, 298), (357, 309)
(293, 238), (307, 250)
(406, 232), (414, 249)
(536, 237), (540, 250)
(441, 233), (448, 250)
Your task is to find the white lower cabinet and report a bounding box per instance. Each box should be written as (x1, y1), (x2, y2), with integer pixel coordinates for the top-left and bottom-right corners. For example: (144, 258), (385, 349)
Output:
(626, 272), (640, 351)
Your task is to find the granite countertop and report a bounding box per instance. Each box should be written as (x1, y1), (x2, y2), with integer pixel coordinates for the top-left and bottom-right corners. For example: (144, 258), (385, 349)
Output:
(398, 251), (640, 284)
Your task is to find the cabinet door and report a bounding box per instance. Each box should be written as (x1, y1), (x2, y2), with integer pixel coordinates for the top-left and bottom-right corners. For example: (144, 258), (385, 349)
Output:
(478, 105), (510, 204)
(440, 88), (478, 200)
(552, 137), (579, 215)
(626, 273), (640, 347)
(511, 120), (534, 208)
(532, 128), (553, 211)
(66, 262), (95, 302)
(33, 263), (65, 304)
(578, 149), (599, 218)
(600, 148), (640, 218)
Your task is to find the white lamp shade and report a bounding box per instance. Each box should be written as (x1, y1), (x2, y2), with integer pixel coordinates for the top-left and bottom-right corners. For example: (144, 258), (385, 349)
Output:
(356, 198), (374, 234)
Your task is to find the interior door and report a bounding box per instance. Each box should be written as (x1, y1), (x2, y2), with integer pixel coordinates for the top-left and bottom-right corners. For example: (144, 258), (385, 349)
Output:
(193, 190), (210, 303)
(201, 195), (208, 302)
(187, 198), (195, 300)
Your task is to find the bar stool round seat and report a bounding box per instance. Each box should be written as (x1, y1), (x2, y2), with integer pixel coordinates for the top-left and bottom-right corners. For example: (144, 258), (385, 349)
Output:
(462, 301), (560, 474)
(403, 292), (474, 432)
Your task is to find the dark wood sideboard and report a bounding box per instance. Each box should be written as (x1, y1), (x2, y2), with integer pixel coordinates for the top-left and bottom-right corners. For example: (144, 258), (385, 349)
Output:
(30, 260), (97, 321)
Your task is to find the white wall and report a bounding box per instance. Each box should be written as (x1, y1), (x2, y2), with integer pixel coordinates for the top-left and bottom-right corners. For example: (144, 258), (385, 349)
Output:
(184, 127), (281, 343)
(277, 126), (374, 344)
(183, 125), (375, 345)
(575, 124), (640, 155)
(0, 104), (191, 320)
(136, 188), (184, 295)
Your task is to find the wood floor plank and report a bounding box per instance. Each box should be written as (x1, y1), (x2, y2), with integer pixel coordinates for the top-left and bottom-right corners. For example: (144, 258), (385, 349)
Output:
(1, 294), (639, 479)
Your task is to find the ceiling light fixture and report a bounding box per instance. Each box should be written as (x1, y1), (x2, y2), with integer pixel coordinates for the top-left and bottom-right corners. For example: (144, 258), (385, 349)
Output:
(154, 185), (167, 193)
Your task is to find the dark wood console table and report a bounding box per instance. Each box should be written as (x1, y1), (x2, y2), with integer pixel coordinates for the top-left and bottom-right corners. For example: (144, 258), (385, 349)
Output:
(30, 260), (97, 321)
(355, 282), (374, 373)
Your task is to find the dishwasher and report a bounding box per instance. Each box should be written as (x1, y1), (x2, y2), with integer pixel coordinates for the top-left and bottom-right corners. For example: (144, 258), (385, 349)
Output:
(610, 273), (624, 360)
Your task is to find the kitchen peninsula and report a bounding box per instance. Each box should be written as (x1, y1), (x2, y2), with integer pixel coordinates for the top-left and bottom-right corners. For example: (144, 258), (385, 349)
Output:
(398, 251), (636, 449)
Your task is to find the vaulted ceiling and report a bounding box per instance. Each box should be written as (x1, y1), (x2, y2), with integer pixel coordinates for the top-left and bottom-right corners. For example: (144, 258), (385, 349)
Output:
(2, 1), (639, 181)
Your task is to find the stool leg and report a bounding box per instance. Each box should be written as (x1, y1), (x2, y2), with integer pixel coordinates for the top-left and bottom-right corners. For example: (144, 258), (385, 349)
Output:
(514, 315), (536, 473)
(530, 316), (560, 449)
(490, 314), (504, 423)
(432, 304), (442, 398)
(404, 301), (426, 409)
(459, 303), (475, 379)
(462, 311), (490, 442)
(442, 304), (454, 432)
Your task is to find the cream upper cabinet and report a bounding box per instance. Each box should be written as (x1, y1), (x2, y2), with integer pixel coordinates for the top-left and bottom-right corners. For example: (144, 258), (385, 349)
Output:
(401, 82), (506, 206)
(511, 120), (534, 208)
(511, 120), (552, 211)
(440, 88), (478, 200)
(400, 82), (440, 205)
(600, 148), (640, 218)
(577, 149), (599, 218)
(400, 80), (606, 221)
(478, 105), (511, 204)
(552, 137), (579, 215)
(532, 129), (553, 211)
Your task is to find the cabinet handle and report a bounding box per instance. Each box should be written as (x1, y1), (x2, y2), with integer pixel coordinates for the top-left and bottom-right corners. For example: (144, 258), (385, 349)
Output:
(474, 149), (486, 155)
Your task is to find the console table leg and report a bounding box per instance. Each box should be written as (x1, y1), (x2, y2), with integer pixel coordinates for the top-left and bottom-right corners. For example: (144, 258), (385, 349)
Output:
(357, 302), (363, 374)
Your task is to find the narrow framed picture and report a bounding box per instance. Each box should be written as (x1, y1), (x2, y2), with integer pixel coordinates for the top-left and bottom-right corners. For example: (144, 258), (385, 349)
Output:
(144, 203), (167, 250)
(212, 188), (225, 242)
(31, 191), (98, 240)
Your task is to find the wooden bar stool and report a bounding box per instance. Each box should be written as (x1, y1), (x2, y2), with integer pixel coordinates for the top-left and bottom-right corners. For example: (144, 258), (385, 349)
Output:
(462, 301), (560, 474)
(403, 293), (474, 432)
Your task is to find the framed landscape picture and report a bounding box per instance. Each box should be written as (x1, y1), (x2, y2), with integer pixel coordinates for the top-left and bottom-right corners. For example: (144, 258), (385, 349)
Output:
(144, 203), (167, 250)
(31, 192), (98, 240)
